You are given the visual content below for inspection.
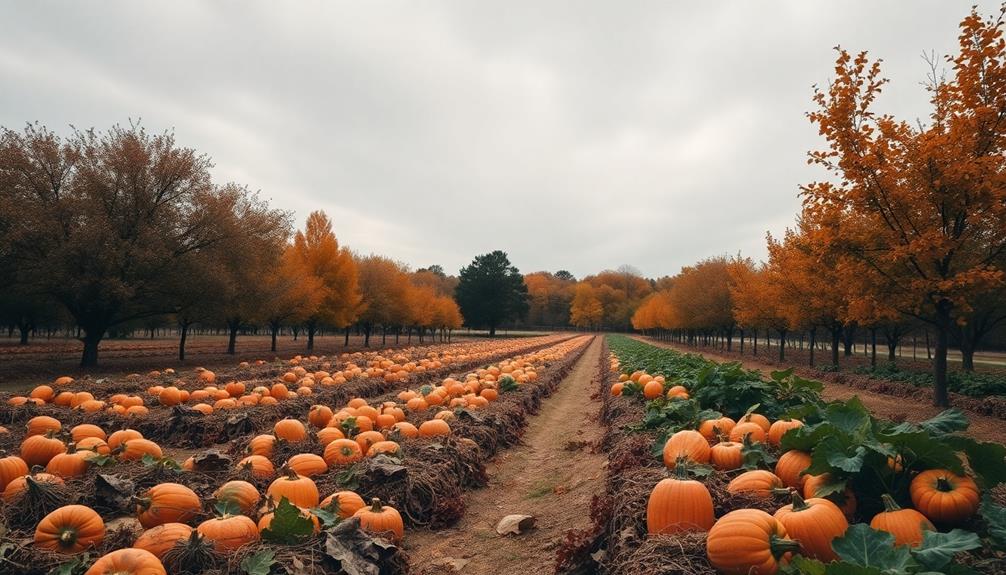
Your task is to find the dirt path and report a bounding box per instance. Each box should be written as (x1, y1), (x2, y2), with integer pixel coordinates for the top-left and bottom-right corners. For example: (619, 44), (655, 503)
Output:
(633, 336), (1006, 444)
(406, 336), (606, 574)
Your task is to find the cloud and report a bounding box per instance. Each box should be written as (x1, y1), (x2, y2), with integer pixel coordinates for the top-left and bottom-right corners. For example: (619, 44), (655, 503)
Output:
(1, 0), (995, 278)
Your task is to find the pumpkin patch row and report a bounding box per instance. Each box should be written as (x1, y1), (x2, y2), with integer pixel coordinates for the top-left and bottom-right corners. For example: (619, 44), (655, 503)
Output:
(598, 335), (1006, 575)
(0, 335), (594, 574)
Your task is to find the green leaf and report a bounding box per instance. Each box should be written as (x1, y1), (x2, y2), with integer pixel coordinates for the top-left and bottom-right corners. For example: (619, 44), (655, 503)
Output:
(911, 529), (981, 571)
(498, 375), (518, 392)
(261, 497), (316, 544)
(945, 436), (1006, 488)
(783, 556), (826, 575)
(48, 554), (90, 575)
(827, 445), (867, 473)
(312, 505), (341, 529)
(918, 409), (969, 435)
(240, 549), (277, 575)
(215, 500), (243, 517)
(831, 524), (915, 571)
(781, 421), (835, 452)
(825, 398), (872, 439)
(979, 494), (1006, 550)
(822, 564), (886, 575)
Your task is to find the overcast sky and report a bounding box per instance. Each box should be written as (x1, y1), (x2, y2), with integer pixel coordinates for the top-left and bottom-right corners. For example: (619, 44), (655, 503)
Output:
(1, 1), (995, 279)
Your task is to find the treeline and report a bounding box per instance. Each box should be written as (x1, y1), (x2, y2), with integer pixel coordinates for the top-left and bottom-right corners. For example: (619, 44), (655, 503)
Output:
(0, 124), (466, 366)
(633, 7), (1006, 407)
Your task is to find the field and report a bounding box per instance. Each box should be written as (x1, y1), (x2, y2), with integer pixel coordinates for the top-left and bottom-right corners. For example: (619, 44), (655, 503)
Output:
(2, 333), (1006, 574)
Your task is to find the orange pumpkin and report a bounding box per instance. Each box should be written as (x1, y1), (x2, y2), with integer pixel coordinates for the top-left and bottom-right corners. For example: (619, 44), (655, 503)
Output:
(870, 494), (934, 547)
(213, 480), (261, 516)
(107, 429), (144, 450)
(196, 514), (259, 553)
(35, 504), (106, 553)
(136, 483), (201, 528)
(767, 419), (803, 446)
(647, 473), (715, 534)
(727, 470), (784, 498)
(237, 455), (275, 479)
(274, 419), (307, 442)
(706, 509), (799, 575)
(21, 433), (67, 467)
(662, 430), (710, 468)
(26, 415), (62, 437)
(909, 469), (980, 525)
(119, 439), (163, 461)
(286, 453), (328, 478)
(354, 498), (404, 542)
(709, 441), (743, 471)
(4, 472), (65, 503)
(0, 455), (29, 491)
(774, 450), (812, 490)
(83, 548), (166, 575)
(773, 492), (848, 561)
(320, 490), (366, 518)
(267, 468), (319, 508)
(133, 522), (193, 559)
(324, 439), (364, 466)
(729, 422), (767, 444)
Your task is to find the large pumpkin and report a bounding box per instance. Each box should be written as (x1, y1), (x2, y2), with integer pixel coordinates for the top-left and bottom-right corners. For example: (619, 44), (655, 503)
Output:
(21, 434), (67, 467)
(84, 548), (166, 575)
(136, 483), (201, 528)
(286, 453), (328, 478)
(767, 419), (803, 446)
(196, 514), (260, 553)
(870, 494), (934, 547)
(35, 504), (105, 553)
(354, 498), (404, 542)
(267, 468), (319, 508)
(727, 470), (784, 498)
(213, 480), (261, 516)
(646, 474), (715, 535)
(274, 418), (307, 442)
(0, 455), (29, 491)
(773, 492), (848, 561)
(133, 523), (193, 559)
(774, 450), (812, 489)
(662, 430), (711, 468)
(909, 469), (980, 525)
(707, 509), (799, 575)
(710, 441), (743, 471)
(320, 490), (366, 518)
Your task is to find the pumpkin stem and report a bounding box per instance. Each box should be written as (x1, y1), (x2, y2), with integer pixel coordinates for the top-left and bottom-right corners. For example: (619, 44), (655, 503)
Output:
(280, 463), (300, 480)
(673, 456), (693, 479)
(880, 493), (902, 512)
(133, 496), (152, 511)
(936, 476), (953, 492)
(770, 488), (792, 497)
(790, 490), (809, 511)
(369, 497), (383, 512)
(769, 535), (802, 557)
(58, 528), (77, 545)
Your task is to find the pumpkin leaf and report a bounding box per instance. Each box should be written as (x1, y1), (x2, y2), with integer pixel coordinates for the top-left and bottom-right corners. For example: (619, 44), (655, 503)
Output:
(944, 436), (1006, 488)
(261, 497), (315, 544)
(240, 549), (277, 575)
(911, 529), (981, 571)
(741, 436), (777, 470)
(782, 556), (826, 575)
(821, 564), (886, 575)
(827, 445), (867, 473)
(312, 505), (342, 529)
(979, 494), (1006, 550)
(917, 409), (969, 435)
(831, 524), (915, 571)
(824, 398), (872, 439)
(215, 499), (244, 517)
(498, 376), (518, 392)
(48, 553), (90, 575)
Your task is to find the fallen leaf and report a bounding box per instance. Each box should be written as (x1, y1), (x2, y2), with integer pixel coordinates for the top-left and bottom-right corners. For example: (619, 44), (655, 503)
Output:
(496, 514), (536, 536)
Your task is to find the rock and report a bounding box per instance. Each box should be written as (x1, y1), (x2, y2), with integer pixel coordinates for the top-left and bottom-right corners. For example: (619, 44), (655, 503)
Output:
(496, 514), (536, 535)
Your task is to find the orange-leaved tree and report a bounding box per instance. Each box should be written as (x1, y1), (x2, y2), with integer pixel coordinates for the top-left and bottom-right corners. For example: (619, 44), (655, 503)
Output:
(803, 7), (1006, 405)
(570, 283), (604, 330)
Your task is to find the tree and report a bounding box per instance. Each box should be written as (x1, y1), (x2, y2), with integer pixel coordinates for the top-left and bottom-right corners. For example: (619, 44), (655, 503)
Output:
(667, 257), (737, 349)
(288, 211), (362, 351)
(554, 270), (576, 282)
(454, 251), (529, 337)
(570, 283), (604, 330)
(0, 123), (252, 367)
(259, 245), (324, 353)
(728, 260), (788, 358)
(524, 271), (575, 328)
(803, 7), (1006, 405)
(356, 255), (411, 347)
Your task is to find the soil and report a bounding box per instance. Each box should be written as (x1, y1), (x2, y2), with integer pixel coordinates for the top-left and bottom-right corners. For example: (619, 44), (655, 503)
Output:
(634, 336), (1006, 444)
(406, 336), (606, 574)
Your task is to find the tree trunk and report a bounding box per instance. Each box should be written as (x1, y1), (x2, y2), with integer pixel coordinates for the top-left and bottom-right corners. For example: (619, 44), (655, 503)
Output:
(726, 327), (734, 351)
(382, 326), (387, 347)
(808, 327), (817, 367)
(18, 322), (30, 345)
(489, 324), (496, 338)
(843, 324), (856, 356)
(306, 321), (316, 351)
(364, 324), (371, 348)
(80, 327), (105, 367)
(178, 322), (190, 362)
(830, 327), (841, 368)
(753, 330), (758, 356)
(270, 322), (279, 352)
(227, 320), (239, 355)
(344, 326), (350, 347)
(960, 335), (975, 371)
(739, 329), (745, 354)
(870, 327), (877, 368)
(933, 303), (951, 407)
(778, 329), (787, 362)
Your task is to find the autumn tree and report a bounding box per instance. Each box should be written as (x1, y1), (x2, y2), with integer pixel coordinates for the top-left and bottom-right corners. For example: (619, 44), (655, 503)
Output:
(524, 271), (575, 328)
(288, 211), (362, 351)
(0, 123), (259, 367)
(356, 255), (412, 347)
(455, 250), (529, 336)
(667, 257), (737, 349)
(803, 7), (1006, 405)
(570, 283), (604, 330)
(582, 268), (653, 330)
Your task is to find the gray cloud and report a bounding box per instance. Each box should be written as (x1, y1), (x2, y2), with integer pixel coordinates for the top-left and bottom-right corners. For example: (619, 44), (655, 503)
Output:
(1, 0), (992, 278)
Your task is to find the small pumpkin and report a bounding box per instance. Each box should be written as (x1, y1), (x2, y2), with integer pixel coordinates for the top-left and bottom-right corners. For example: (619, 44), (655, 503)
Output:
(136, 483), (201, 528)
(324, 438), (364, 466)
(84, 548), (166, 575)
(729, 422), (767, 444)
(870, 494), (934, 547)
(710, 441), (743, 471)
(803, 473), (857, 518)
(70, 424), (107, 443)
(0, 455), (29, 491)
(286, 453), (328, 478)
(354, 498), (404, 542)
(767, 419), (803, 446)
(133, 522), (193, 559)
(774, 450), (812, 490)
(26, 415), (62, 437)
(35, 504), (105, 553)
(196, 514), (260, 553)
(274, 418), (307, 442)
(236, 455), (275, 479)
(662, 430), (710, 468)
(355, 430), (386, 454)
(647, 468), (715, 534)
(3, 472), (65, 503)
(727, 470), (784, 498)
(107, 429), (144, 450)
(267, 466), (319, 508)
(320, 490), (366, 518)
(119, 438), (163, 461)
(46, 451), (91, 479)
(773, 491), (848, 561)
(698, 416), (736, 440)
(367, 440), (401, 458)
(706, 509), (800, 575)
(909, 469), (980, 525)
(418, 419), (451, 437)
(246, 434), (277, 457)
(21, 433), (67, 467)
(213, 480), (260, 516)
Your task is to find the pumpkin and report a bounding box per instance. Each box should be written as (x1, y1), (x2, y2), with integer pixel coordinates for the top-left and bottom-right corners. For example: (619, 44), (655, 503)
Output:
(909, 469), (980, 525)
(662, 430), (710, 468)
(46, 452), (91, 479)
(274, 419), (307, 442)
(267, 467), (319, 508)
(308, 405), (334, 428)
(367, 440), (401, 458)
(710, 441), (743, 471)
(316, 427), (345, 446)
(286, 453), (328, 478)
(76, 437), (111, 455)
(418, 419), (451, 437)
(237, 455), (275, 479)
(246, 434), (277, 457)
(647, 471), (715, 534)
(870, 494), (934, 547)
(136, 483), (201, 528)
(27, 415), (62, 437)
(706, 509), (800, 575)
(258, 508), (320, 534)
(21, 433), (67, 467)
(324, 439), (364, 466)
(196, 514), (260, 553)
(320, 490), (366, 518)
(133, 523), (193, 559)
(84, 548), (166, 575)
(119, 439), (163, 461)
(30, 385), (56, 403)
(213, 481), (260, 515)
(698, 417), (736, 440)
(70, 424), (107, 443)
(642, 379), (664, 399)
(729, 422), (767, 444)
(107, 429), (144, 450)
(35, 504), (105, 553)
(767, 419), (803, 446)
(774, 450), (812, 489)
(3, 472), (64, 502)
(803, 473), (857, 518)
(355, 430), (386, 453)
(0, 455), (29, 491)
(391, 422), (419, 439)
(354, 498), (404, 542)
(727, 470), (784, 498)
(773, 492), (848, 561)
(740, 412), (772, 431)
